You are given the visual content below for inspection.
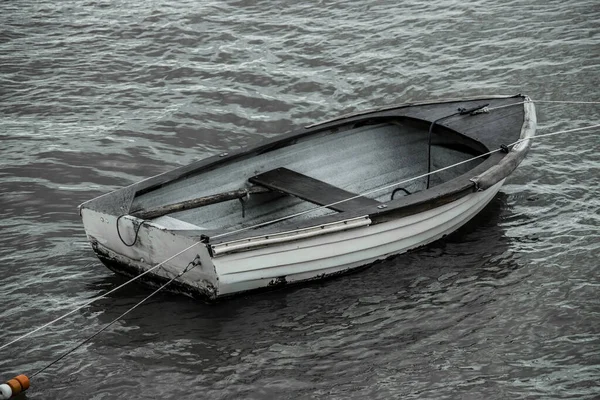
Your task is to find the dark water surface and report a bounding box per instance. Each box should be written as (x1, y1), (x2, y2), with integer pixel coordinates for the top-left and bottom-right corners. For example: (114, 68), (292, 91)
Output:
(1, 1), (599, 399)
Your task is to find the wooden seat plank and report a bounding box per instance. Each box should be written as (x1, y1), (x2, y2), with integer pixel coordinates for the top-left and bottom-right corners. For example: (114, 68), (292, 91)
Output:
(249, 167), (380, 212)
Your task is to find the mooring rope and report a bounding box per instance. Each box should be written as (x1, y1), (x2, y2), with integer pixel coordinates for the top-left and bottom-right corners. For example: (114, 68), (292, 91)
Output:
(1, 98), (598, 399)
(478, 99), (599, 113)
(116, 215), (146, 247)
(0, 241), (203, 352)
(2, 114), (598, 353)
(211, 122), (600, 240)
(486, 101), (528, 111)
(29, 259), (198, 378)
(531, 100), (600, 104)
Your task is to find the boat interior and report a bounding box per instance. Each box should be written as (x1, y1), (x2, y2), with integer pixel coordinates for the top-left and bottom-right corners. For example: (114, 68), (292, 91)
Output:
(129, 118), (486, 233)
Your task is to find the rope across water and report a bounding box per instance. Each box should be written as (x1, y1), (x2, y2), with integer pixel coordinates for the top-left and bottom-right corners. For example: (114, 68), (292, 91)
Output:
(1, 99), (598, 357)
(29, 259), (199, 378)
(0, 241), (203, 352)
(212, 122), (600, 240)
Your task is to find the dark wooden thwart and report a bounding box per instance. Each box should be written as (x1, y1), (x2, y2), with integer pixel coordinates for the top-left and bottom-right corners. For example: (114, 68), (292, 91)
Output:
(250, 167), (380, 212)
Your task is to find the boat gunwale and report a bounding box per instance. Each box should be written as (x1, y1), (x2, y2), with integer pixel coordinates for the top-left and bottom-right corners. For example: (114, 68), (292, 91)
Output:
(304, 93), (525, 129)
(120, 94), (526, 199)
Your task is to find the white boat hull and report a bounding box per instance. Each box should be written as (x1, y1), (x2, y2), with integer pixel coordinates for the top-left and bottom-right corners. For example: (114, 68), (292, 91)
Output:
(82, 180), (505, 300)
(80, 95), (536, 300)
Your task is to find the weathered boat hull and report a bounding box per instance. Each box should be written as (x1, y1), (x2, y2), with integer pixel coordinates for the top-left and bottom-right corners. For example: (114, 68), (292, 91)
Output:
(82, 180), (504, 300)
(82, 208), (220, 299)
(214, 180), (504, 296)
(80, 95), (536, 300)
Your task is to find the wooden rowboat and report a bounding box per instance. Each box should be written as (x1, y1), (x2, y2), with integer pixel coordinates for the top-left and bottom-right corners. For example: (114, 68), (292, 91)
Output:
(80, 94), (536, 300)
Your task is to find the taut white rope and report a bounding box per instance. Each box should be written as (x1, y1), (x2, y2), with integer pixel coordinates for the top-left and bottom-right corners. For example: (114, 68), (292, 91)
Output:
(29, 261), (198, 378)
(2, 122), (598, 350)
(532, 100), (600, 104)
(0, 241), (203, 351)
(213, 123), (600, 240)
(487, 99), (599, 112)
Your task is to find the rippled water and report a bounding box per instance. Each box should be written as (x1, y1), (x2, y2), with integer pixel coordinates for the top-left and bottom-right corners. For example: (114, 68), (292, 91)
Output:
(1, 1), (599, 399)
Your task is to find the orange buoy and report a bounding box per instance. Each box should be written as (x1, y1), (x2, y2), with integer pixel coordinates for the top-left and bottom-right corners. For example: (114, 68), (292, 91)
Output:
(15, 375), (29, 391)
(0, 375), (30, 399)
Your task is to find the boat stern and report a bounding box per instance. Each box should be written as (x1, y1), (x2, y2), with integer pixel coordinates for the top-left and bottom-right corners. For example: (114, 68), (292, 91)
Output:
(80, 206), (220, 300)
